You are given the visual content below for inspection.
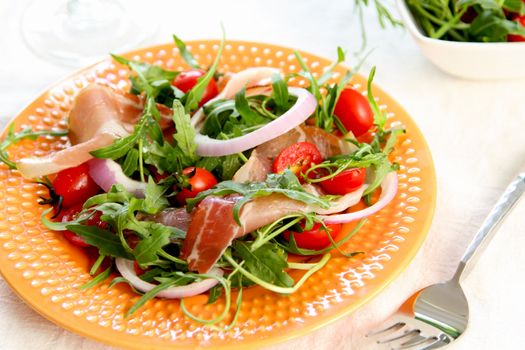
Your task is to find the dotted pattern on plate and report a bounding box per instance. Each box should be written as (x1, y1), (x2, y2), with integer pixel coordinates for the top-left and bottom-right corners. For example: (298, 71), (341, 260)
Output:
(0, 41), (433, 349)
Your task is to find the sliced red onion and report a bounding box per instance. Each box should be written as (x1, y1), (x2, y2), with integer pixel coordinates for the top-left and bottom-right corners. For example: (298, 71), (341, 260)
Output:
(216, 67), (279, 100)
(194, 87), (317, 156)
(115, 258), (223, 298)
(314, 185), (368, 215)
(318, 172), (398, 224)
(87, 158), (146, 197)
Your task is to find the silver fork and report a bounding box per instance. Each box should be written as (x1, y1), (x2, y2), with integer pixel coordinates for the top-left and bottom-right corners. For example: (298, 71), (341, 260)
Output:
(367, 164), (525, 350)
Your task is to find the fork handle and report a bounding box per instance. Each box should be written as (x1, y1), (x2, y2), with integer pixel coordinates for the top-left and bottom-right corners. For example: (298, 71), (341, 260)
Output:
(453, 164), (525, 283)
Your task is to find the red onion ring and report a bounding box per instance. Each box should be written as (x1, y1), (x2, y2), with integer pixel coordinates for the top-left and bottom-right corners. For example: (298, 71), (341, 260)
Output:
(216, 67), (279, 100)
(87, 158), (146, 197)
(314, 185), (367, 215)
(115, 258), (223, 298)
(194, 87), (317, 156)
(318, 172), (398, 224)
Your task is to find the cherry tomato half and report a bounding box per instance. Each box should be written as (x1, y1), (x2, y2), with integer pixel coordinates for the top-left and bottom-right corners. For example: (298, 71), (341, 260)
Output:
(176, 167), (218, 204)
(283, 222), (342, 250)
(52, 163), (100, 208)
(172, 69), (219, 106)
(272, 142), (323, 179)
(334, 88), (374, 137)
(319, 168), (366, 195)
(59, 204), (107, 248)
(508, 15), (525, 42)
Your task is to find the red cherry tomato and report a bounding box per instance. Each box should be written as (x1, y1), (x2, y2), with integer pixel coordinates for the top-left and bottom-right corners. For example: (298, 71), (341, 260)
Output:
(334, 88), (374, 137)
(283, 222), (342, 250)
(59, 204), (107, 248)
(508, 15), (525, 42)
(272, 142), (323, 179)
(176, 167), (218, 204)
(319, 168), (366, 195)
(60, 204), (88, 247)
(52, 163), (100, 208)
(172, 69), (219, 106)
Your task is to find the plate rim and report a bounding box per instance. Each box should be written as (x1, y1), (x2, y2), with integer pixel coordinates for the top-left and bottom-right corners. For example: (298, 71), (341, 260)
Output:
(0, 39), (437, 350)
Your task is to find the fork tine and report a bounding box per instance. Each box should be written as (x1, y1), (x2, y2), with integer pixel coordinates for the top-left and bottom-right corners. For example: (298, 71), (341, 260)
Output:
(366, 321), (406, 338)
(377, 329), (421, 344)
(397, 334), (432, 349)
(416, 335), (450, 350)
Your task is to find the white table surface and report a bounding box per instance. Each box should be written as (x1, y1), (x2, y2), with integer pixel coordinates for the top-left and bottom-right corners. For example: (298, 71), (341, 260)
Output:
(1, 1), (524, 349)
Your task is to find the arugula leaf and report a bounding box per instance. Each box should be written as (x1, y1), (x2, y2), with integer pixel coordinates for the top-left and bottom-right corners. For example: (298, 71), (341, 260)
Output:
(469, 9), (525, 41)
(173, 34), (202, 69)
(143, 177), (169, 213)
(195, 154), (243, 181)
(235, 88), (268, 125)
(366, 67), (386, 131)
(133, 223), (171, 265)
(233, 241), (294, 287)
(112, 54), (178, 97)
(172, 100), (198, 164)
(66, 224), (133, 259)
(383, 127), (406, 155)
(121, 148), (139, 176)
(201, 94), (280, 140)
(79, 266), (112, 290)
(183, 27), (225, 112)
(271, 74), (289, 112)
(221, 154), (243, 180)
(40, 207), (93, 231)
(503, 0), (525, 14)
(207, 284), (223, 304)
(0, 125), (68, 170)
(143, 140), (183, 174)
(126, 278), (181, 316)
(317, 46), (346, 85)
(363, 157), (393, 196)
(90, 133), (137, 159)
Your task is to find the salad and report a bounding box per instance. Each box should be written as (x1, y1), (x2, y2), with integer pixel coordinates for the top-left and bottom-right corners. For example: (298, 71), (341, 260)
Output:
(406, 0), (525, 42)
(0, 34), (403, 328)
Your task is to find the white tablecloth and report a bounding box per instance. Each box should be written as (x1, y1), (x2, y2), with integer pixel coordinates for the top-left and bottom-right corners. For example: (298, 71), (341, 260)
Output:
(1, 1), (524, 349)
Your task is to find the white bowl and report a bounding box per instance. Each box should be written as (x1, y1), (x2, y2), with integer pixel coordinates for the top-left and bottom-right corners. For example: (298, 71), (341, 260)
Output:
(396, 0), (525, 80)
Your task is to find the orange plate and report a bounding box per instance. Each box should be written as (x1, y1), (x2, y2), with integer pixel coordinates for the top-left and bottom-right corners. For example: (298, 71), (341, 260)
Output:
(0, 41), (436, 349)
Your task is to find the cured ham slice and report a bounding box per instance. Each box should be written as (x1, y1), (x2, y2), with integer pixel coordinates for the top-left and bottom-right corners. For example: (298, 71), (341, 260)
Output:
(181, 195), (244, 273)
(232, 149), (272, 183)
(182, 185), (367, 273)
(16, 85), (172, 178)
(256, 125), (355, 159)
(17, 133), (115, 178)
(147, 207), (192, 233)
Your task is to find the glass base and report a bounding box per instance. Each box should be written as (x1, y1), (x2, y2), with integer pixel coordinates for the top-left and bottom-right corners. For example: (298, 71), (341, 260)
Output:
(21, 0), (157, 67)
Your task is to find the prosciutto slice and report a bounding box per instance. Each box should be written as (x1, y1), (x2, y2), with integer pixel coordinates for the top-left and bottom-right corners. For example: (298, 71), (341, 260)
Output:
(16, 85), (172, 178)
(232, 149), (272, 183)
(181, 185), (367, 273)
(181, 195), (244, 273)
(147, 207), (192, 233)
(256, 125), (355, 159)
